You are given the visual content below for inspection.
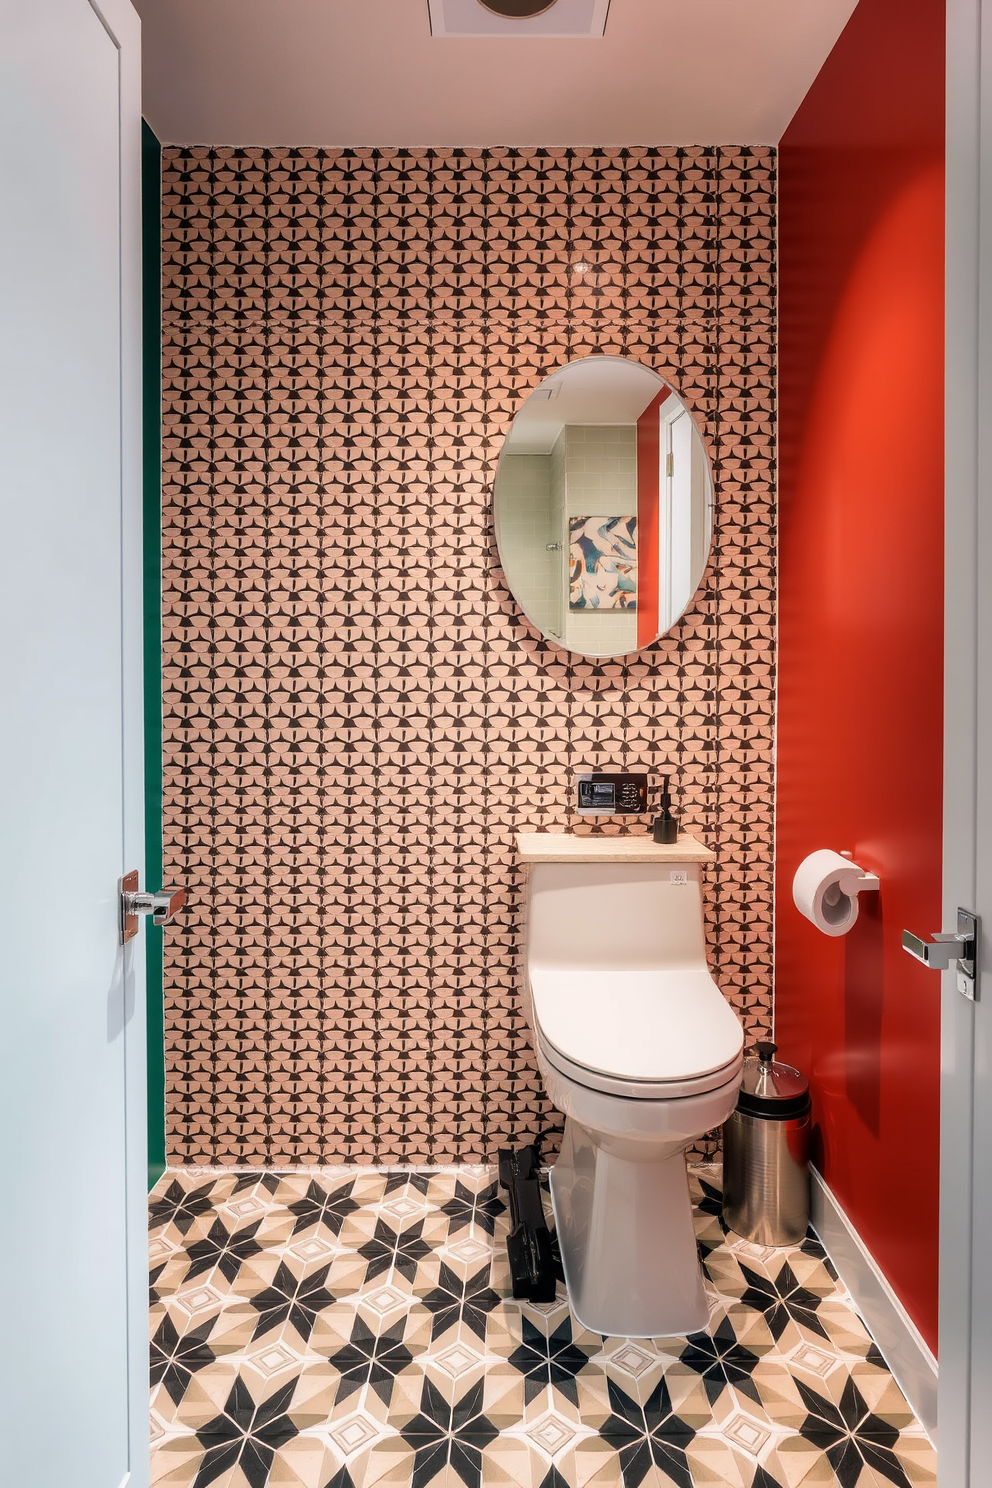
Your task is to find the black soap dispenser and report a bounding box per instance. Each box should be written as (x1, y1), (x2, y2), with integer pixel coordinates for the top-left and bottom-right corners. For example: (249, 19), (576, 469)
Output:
(652, 776), (679, 845)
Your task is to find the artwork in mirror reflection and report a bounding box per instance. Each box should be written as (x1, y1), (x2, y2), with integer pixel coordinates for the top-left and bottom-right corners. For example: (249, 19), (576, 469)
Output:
(569, 515), (638, 610)
(494, 355), (713, 659)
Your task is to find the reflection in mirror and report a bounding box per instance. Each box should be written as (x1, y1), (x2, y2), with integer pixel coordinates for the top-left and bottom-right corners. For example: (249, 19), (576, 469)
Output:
(494, 356), (713, 659)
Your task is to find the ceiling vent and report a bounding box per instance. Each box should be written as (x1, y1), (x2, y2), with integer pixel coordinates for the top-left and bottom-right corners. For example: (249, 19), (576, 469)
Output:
(428, 0), (610, 37)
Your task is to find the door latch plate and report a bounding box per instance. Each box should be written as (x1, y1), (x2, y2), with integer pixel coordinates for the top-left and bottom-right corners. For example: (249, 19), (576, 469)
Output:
(119, 870), (139, 944)
(956, 908), (977, 1001)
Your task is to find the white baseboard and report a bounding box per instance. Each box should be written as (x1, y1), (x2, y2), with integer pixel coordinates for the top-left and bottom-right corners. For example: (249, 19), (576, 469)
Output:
(809, 1167), (938, 1443)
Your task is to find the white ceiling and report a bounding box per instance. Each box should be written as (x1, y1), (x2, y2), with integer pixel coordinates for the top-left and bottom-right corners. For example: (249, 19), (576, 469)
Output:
(134, 0), (858, 147)
(506, 356), (665, 453)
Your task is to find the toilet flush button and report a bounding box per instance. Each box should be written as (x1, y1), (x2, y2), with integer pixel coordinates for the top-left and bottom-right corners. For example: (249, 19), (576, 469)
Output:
(670, 870), (688, 885)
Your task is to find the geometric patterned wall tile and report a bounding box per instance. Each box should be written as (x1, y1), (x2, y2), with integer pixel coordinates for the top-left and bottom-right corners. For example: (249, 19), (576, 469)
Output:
(161, 145), (777, 1167)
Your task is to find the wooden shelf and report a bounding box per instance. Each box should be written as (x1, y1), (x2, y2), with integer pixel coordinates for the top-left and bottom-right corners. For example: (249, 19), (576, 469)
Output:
(516, 832), (715, 864)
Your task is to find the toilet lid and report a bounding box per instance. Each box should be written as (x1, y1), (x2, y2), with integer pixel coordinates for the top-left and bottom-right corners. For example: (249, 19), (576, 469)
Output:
(529, 967), (744, 1085)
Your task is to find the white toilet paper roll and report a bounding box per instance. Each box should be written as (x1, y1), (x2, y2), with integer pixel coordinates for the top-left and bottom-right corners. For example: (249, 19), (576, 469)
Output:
(792, 849), (879, 937)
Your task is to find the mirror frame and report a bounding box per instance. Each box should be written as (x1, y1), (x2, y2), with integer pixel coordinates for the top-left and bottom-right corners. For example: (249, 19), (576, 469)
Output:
(493, 355), (715, 659)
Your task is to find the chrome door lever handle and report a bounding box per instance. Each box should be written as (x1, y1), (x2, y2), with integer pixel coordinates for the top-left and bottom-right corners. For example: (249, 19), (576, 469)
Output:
(901, 930), (969, 969)
(128, 887), (187, 925)
(902, 909), (978, 1000)
(119, 872), (187, 943)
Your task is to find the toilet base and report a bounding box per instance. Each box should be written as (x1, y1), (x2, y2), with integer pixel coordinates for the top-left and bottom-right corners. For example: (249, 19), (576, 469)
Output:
(550, 1116), (709, 1338)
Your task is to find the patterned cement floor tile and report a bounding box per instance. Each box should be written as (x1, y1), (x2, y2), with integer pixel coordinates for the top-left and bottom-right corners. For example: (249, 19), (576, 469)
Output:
(149, 1166), (936, 1488)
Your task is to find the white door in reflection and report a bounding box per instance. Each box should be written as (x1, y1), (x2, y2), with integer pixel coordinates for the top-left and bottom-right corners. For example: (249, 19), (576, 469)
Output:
(665, 403), (697, 629)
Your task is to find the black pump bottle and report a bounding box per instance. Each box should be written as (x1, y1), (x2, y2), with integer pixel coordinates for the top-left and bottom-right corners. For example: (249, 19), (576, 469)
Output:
(652, 776), (679, 845)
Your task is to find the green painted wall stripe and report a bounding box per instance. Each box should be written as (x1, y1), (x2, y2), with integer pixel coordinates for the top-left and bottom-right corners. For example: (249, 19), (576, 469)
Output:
(142, 119), (166, 1190)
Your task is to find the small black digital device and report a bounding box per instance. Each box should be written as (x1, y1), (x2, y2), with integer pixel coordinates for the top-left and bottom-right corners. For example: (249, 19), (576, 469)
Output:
(575, 771), (649, 816)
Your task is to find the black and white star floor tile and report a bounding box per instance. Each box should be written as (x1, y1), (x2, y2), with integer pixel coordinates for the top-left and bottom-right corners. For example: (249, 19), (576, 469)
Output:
(149, 1166), (936, 1488)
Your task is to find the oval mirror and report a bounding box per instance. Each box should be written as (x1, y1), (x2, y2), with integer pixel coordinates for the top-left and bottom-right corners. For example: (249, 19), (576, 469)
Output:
(494, 356), (714, 658)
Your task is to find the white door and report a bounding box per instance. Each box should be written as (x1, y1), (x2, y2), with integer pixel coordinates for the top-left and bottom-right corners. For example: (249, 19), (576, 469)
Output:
(0, 2), (147, 1485)
(943, 0), (992, 1479)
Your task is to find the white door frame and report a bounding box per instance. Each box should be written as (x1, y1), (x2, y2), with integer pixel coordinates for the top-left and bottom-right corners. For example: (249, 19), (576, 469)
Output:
(942, 0), (992, 1477)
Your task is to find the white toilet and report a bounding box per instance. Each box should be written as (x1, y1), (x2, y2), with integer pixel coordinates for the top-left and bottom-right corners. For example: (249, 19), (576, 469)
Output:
(520, 837), (744, 1338)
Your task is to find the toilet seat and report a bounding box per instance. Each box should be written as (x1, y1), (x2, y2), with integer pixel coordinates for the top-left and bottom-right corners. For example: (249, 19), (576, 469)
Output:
(537, 1032), (743, 1100)
(529, 966), (745, 1100)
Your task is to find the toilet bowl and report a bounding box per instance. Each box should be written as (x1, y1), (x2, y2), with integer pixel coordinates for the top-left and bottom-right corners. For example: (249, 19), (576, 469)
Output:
(522, 854), (744, 1337)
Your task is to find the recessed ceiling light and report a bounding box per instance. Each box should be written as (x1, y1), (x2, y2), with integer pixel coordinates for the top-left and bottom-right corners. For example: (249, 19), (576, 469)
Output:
(428, 0), (610, 38)
(478, 0), (557, 15)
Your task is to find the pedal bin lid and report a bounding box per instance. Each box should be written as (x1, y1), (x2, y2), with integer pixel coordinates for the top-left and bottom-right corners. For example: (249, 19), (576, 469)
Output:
(736, 1042), (810, 1120)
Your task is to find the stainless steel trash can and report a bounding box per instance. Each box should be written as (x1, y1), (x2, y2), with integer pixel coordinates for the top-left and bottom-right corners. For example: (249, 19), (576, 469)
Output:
(722, 1041), (811, 1246)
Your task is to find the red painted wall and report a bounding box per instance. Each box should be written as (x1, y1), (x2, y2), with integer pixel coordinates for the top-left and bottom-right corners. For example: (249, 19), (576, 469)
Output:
(777, 0), (945, 1352)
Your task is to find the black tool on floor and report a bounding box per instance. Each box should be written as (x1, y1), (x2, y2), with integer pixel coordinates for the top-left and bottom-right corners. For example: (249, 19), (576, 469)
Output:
(497, 1128), (563, 1304)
